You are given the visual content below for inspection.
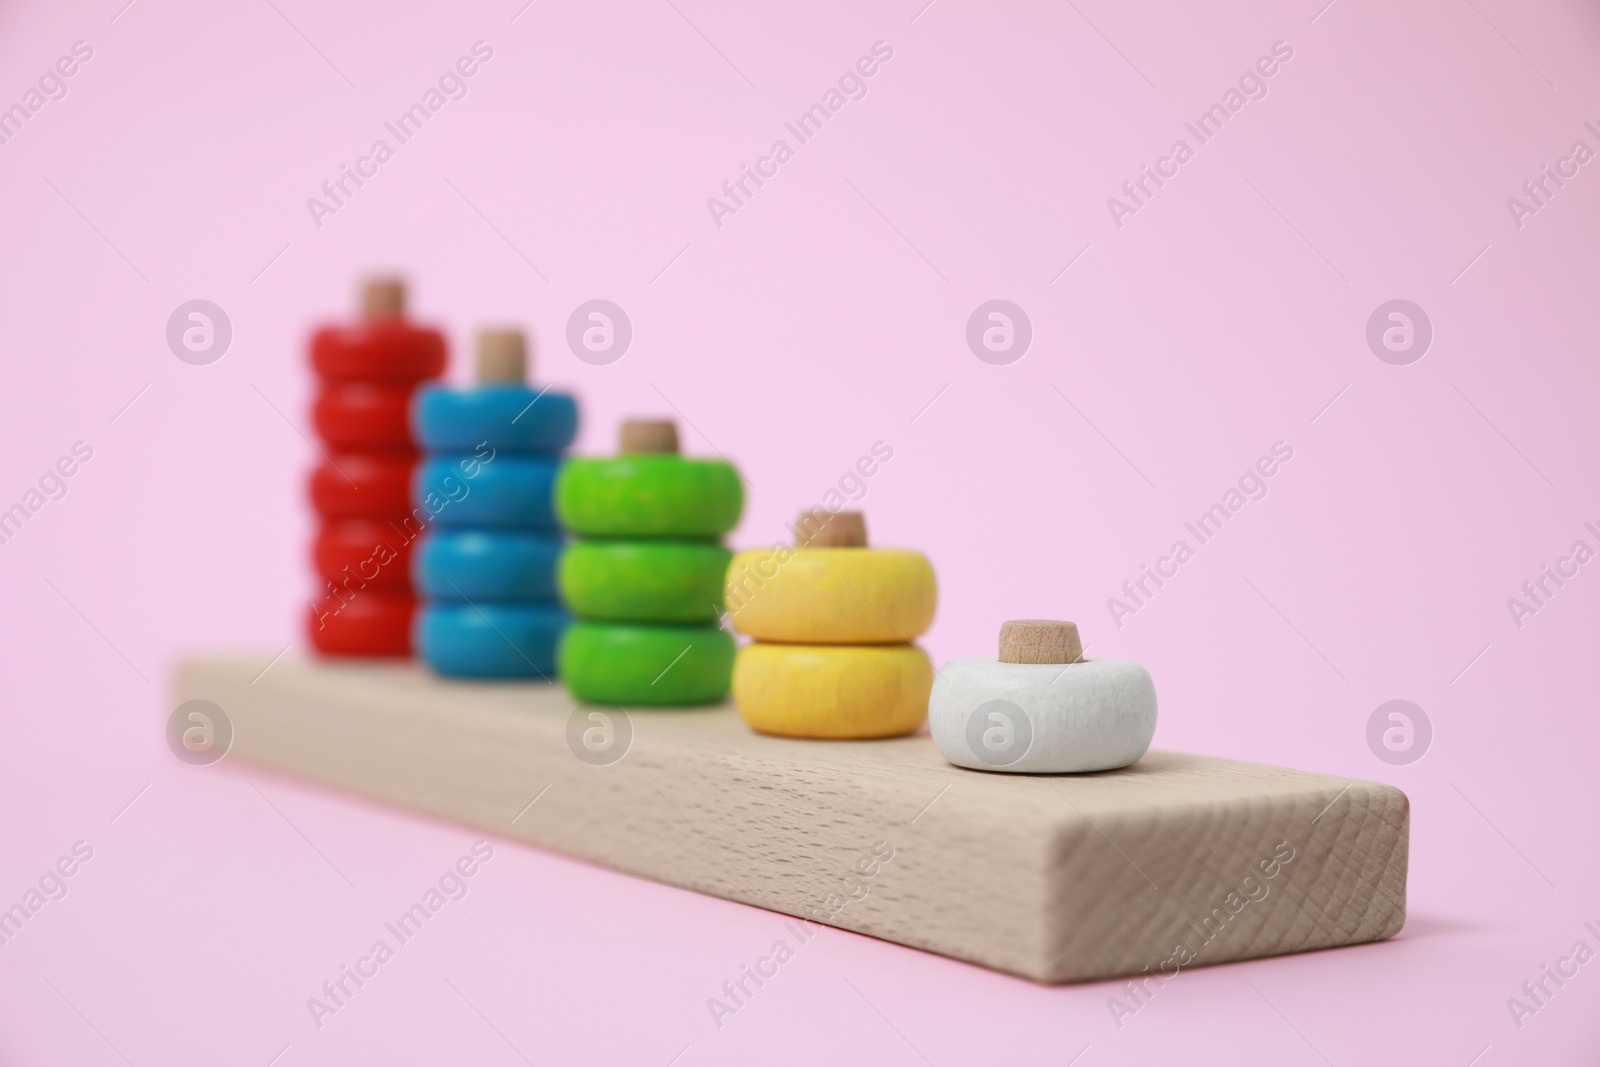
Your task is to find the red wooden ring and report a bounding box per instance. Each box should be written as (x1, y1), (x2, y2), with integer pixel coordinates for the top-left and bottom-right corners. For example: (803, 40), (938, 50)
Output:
(310, 321), (447, 382)
(313, 381), (419, 451)
(307, 589), (415, 656)
(312, 518), (418, 587)
(309, 454), (414, 518)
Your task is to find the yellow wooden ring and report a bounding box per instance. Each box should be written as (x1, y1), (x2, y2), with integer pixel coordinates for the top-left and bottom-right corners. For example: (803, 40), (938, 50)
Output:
(725, 548), (935, 644)
(732, 643), (931, 739)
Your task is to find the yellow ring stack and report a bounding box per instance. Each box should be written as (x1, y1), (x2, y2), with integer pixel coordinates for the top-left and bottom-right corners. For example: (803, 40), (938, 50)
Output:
(727, 510), (936, 738)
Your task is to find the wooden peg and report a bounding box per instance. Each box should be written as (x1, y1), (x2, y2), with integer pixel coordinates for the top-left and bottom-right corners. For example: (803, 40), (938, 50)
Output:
(999, 620), (1083, 664)
(362, 276), (406, 319)
(477, 329), (527, 382)
(620, 419), (679, 454)
(793, 509), (867, 548)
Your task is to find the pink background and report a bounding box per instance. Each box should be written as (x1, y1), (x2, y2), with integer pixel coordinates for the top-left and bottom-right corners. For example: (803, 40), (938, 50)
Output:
(2, 0), (1598, 1062)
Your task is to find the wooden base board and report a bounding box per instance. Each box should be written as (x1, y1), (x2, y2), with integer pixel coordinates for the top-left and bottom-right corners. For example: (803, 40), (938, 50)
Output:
(173, 654), (1408, 984)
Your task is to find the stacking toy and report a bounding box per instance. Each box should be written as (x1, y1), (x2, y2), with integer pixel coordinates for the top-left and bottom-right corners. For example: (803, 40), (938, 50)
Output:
(306, 277), (444, 656)
(728, 511), (935, 738)
(555, 419), (741, 705)
(411, 329), (576, 678)
(928, 620), (1156, 773)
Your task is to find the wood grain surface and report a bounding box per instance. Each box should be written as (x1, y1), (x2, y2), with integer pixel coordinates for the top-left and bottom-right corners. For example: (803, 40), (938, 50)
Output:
(174, 653), (1409, 983)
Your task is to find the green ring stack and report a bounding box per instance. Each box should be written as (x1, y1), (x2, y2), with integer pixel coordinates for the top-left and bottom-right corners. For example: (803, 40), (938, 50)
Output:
(555, 419), (742, 705)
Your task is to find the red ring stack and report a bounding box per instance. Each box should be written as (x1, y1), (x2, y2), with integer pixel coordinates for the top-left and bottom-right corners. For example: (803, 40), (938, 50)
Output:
(306, 277), (446, 655)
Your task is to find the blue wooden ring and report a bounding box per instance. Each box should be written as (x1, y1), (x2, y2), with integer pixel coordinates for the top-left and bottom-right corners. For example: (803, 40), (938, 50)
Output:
(414, 530), (563, 601)
(416, 602), (568, 678)
(412, 385), (578, 454)
(413, 455), (560, 529)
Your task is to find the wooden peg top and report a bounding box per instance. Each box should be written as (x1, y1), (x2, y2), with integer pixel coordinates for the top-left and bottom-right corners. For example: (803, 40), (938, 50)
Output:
(362, 276), (406, 319)
(477, 329), (527, 382)
(794, 509), (867, 548)
(999, 620), (1083, 664)
(620, 419), (679, 454)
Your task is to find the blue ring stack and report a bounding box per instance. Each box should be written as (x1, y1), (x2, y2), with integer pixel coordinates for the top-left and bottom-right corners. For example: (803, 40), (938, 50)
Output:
(410, 328), (578, 678)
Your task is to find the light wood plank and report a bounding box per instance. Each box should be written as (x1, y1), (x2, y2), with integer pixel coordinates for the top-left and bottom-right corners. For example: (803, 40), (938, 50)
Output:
(173, 653), (1408, 983)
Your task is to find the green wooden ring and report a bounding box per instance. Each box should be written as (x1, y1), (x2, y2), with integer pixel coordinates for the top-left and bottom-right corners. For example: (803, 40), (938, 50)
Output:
(559, 622), (734, 706)
(559, 541), (731, 623)
(555, 456), (742, 538)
